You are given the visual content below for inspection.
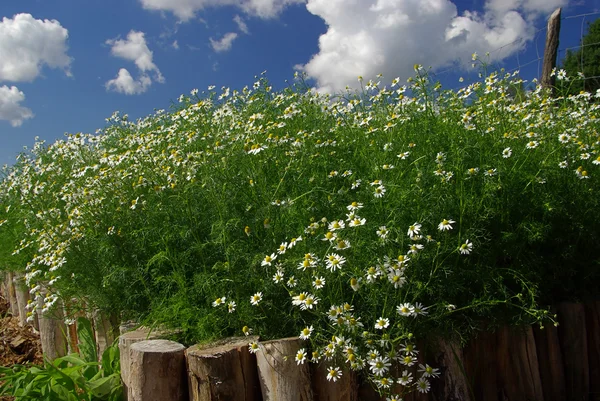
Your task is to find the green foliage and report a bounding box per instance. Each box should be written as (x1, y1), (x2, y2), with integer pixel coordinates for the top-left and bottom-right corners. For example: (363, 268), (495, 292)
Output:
(560, 17), (600, 95)
(0, 318), (122, 401)
(1, 67), (600, 396)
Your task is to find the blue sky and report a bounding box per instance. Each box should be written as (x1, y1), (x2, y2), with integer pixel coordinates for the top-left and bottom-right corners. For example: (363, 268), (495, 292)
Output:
(0, 0), (598, 166)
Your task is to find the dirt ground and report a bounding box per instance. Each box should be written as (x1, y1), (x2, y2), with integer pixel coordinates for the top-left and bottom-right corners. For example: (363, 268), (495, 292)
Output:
(0, 295), (43, 400)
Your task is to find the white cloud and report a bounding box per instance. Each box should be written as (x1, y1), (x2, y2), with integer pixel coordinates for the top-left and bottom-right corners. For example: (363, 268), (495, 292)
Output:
(106, 31), (164, 95)
(300, 0), (563, 93)
(210, 32), (239, 52)
(106, 30), (164, 83)
(172, 40), (180, 49)
(0, 13), (72, 82)
(105, 68), (152, 95)
(138, 0), (305, 21)
(0, 85), (34, 127)
(234, 15), (250, 34)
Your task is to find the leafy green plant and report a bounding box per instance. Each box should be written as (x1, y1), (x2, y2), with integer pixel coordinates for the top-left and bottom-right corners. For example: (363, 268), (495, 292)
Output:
(0, 317), (122, 401)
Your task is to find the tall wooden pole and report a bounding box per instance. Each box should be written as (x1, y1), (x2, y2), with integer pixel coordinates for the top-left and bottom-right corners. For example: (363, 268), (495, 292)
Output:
(541, 8), (562, 95)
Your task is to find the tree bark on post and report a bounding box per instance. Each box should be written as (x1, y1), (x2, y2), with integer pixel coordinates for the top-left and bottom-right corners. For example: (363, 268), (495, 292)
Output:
(119, 326), (173, 400)
(7, 272), (19, 317)
(186, 336), (261, 401)
(36, 295), (68, 361)
(13, 273), (30, 327)
(128, 339), (187, 401)
(311, 362), (358, 401)
(557, 302), (589, 401)
(93, 310), (119, 359)
(255, 337), (313, 401)
(541, 8), (562, 94)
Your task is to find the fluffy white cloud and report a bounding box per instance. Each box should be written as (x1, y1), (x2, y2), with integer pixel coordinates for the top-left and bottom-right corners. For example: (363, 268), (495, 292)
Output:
(105, 68), (152, 95)
(106, 31), (164, 83)
(0, 13), (71, 82)
(210, 32), (239, 52)
(138, 0), (304, 21)
(106, 31), (164, 95)
(234, 15), (250, 34)
(0, 85), (34, 127)
(300, 0), (567, 93)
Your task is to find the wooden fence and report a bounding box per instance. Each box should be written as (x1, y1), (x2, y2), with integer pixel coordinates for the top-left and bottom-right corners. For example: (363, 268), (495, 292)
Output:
(2, 273), (599, 400)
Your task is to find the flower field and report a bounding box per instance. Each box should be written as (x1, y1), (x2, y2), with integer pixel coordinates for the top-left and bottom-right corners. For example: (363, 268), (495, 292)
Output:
(1, 66), (599, 397)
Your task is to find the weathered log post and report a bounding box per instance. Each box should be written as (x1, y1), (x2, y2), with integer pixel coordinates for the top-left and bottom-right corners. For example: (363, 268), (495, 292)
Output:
(186, 336), (261, 401)
(311, 362), (358, 401)
(36, 294), (68, 360)
(429, 338), (473, 401)
(128, 339), (187, 401)
(92, 309), (119, 359)
(13, 273), (31, 326)
(585, 301), (600, 401)
(7, 271), (19, 317)
(119, 326), (173, 400)
(533, 321), (566, 401)
(541, 8), (562, 94)
(557, 302), (589, 401)
(255, 337), (313, 401)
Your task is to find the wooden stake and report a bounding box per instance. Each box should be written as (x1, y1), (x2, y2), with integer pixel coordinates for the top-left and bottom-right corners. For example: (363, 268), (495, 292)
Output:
(541, 8), (562, 94)
(311, 362), (358, 401)
(186, 336), (261, 401)
(36, 295), (68, 361)
(128, 339), (187, 401)
(255, 337), (313, 401)
(557, 302), (589, 401)
(7, 272), (19, 317)
(533, 322), (566, 401)
(13, 273), (30, 326)
(429, 338), (473, 401)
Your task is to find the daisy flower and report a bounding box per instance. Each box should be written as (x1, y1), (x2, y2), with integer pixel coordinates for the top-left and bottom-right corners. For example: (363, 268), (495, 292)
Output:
(328, 220), (346, 231)
(301, 294), (319, 310)
(397, 151), (410, 159)
(299, 326), (313, 340)
(413, 302), (429, 316)
(502, 147), (512, 158)
(346, 201), (363, 211)
(348, 217), (366, 227)
(212, 297), (226, 307)
(416, 378), (431, 393)
(400, 355), (417, 366)
(277, 242), (288, 254)
(438, 219), (455, 231)
(250, 292), (263, 306)
(351, 180), (362, 189)
(295, 348), (307, 364)
(261, 253), (277, 267)
(350, 277), (361, 291)
(326, 253), (346, 271)
(242, 326), (252, 336)
(334, 239), (351, 251)
(397, 303), (414, 317)
(227, 301), (236, 313)
(287, 276), (298, 288)
(418, 363), (440, 378)
(459, 239), (473, 254)
(376, 226), (389, 239)
(313, 276), (326, 289)
(374, 185), (386, 198)
(388, 269), (406, 289)
(397, 370), (413, 385)
(407, 223), (421, 238)
(326, 367), (342, 382)
(374, 317), (390, 330)
(248, 342), (260, 353)
(369, 356), (391, 376)
(322, 231), (337, 242)
(273, 269), (285, 283)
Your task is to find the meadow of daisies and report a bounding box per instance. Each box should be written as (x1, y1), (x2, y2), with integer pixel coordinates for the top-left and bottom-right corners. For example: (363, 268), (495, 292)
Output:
(1, 64), (599, 397)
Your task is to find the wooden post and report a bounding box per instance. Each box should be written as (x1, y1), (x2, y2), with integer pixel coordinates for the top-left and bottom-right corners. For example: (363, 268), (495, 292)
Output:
(311, 362), (358, 401)
(7, 272), (19, 317)
(585, 301), (600, 401)
(533, 322), (566, 401)
(13, 273), (30, 326)
(119, 326), (173, 400)
(541, 8), (562, 94)
(93, 310), (119, 359)
(36, 295), (68, 361)
(128, 339), (187, 401)
(463, 330), (498, 401)
(429, 338), (473, 401)
(186, 336), (261, 401)
(557, 302), (589, 401)
(255, 337), (313, 401)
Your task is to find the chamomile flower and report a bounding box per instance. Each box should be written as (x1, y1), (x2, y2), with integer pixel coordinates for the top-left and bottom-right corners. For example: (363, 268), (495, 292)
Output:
(288, 236), (302, 248)
(438, 219), (455, 231)
(397, 303), (415, 316)
(351, 179), (362, 189)
(418, 363), (440, 378)
(313, 276), (326, 289)
(397, 151), (410, 159)
(328, 220), (345, 231)
(407, 223), (421, 238)
(326, 253), (346, 271)
(326, 367), (342, 382)
(273, 269), (285, 283)
(287, 276), (298, 288)
(374, 185), (386, 198)
(413, 302), (429, 316)
(242, 326), (252, 336)
(369, 356), (391, 376)
(397, 370), (413, 385)
(212, 297), (226, 307)
(366, 266), (382, 282)
(227, 301), (236, 313)
(502, 147), (512, 158)
(299, 326), (313, 340)
(261, 253), (277, 266)
(459, 239), (473, 254)
(526, 140), (539, 149)
(250, 292), (263, 306)
(374, 317), (390, 330)
(376, 226), (389, 239)
(350, 277), (361, 291)
(301, 294), (319, 310)
(291, 349), (307, 368)
(277, 242), (288, 254)
(416, 377), (431, 393)
(400, 354), (417, 366)
(388, 268), (406, 289)
(348, 216), (366, 227)
(408, 243), (424, 254)
(248, 341), (260, 353)
(334, 239), (351, 251)
(347, 201), (363, 211)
